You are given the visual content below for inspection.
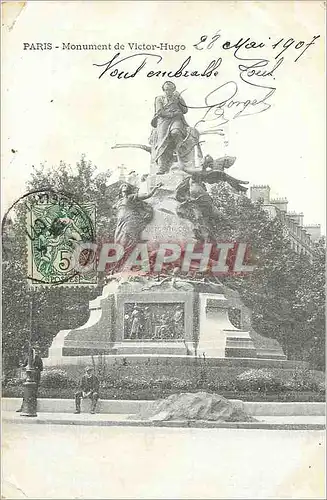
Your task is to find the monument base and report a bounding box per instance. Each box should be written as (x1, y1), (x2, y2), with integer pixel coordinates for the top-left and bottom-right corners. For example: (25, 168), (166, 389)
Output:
(113, 341), (191, 356)
(43, 353), (305, 370)
(45, 276), (286, 366)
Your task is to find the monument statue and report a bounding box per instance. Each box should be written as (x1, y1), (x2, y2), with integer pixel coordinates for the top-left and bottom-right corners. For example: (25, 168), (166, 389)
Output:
(112, 129), (203, 173)
(114, 182), (163, 248)
(112, 80), (203, 173)
(175, 161), (249, 239)
(202, 154), (237, 172)
(150, 81), (190, 173)
(44, 82), (287, 364)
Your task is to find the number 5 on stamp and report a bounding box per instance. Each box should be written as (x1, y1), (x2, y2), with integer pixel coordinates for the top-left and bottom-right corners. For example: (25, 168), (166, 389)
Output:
(25, 190), (96, 286)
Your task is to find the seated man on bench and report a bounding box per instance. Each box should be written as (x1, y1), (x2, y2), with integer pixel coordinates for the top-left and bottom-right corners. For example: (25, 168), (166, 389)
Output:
(74, 367), (99, 414)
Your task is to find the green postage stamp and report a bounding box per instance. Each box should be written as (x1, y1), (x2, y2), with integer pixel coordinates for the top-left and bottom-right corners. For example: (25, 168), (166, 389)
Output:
(25, 190), (96, 286)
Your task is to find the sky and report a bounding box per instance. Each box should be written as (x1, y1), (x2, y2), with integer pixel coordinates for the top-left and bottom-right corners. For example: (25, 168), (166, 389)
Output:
(2, 1), (325, 231)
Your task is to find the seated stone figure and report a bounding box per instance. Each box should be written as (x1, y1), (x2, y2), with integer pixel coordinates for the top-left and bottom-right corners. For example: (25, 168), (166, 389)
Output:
(151, 81), (190, 174)
(74, 367), (99, 414)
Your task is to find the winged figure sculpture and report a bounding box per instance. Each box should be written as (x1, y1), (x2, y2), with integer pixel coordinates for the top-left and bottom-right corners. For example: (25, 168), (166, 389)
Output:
(175, 157), (249, 240)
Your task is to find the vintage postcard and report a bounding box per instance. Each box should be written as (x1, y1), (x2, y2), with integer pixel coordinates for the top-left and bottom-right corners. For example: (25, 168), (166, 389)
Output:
(1, 1), (326, 499)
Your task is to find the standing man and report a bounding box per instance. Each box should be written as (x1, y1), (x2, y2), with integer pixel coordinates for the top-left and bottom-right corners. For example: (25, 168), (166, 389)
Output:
(151, 81), (189, 174)
(16, 344), (43, 412)
(74, 367), (100, 414)
(32, 346), (44, 390)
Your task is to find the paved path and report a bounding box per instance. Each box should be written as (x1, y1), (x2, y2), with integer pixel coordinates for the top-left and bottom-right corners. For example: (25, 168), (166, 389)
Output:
(2, 411), (325, 430)
(2, 422), (325, 499)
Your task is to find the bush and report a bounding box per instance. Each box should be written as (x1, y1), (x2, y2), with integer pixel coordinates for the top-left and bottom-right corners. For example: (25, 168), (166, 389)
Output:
(3, 376), (23, 387)
(41, 368), (73, 389)
(235, 369), (283, 392)
(150, 376), (190, 390)
(102, 376), (151, 391)
(284, 368), (324, 392)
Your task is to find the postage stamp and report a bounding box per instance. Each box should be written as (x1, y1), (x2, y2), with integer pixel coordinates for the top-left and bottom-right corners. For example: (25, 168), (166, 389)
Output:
(25, 190), (96, 285)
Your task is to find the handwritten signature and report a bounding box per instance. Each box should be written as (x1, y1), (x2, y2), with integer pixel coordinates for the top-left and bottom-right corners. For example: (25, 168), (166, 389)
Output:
(93, 50), (285, 128)
(93, 52), (222, 79)
(190, 81), (275, 131)
(188, 53), (283, 130)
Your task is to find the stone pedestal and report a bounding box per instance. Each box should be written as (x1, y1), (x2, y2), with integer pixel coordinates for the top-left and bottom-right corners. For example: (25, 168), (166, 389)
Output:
(50, 281), (118, 358)
(197, 293), (257, 358)
(44, 165), (286, 364)
(113, 279), (195, 355)
(142, 170), (195, 244)
(223, 287), (287, 360)
(45, 274), (286, 366)
(197, 294), (228, 357)
(45, 278), (196, 364)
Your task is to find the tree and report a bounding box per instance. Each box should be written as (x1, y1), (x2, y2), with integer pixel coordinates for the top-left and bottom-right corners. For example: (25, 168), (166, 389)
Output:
(210, 184), (325, 368)
(2, 156), (117, 374)
(2, 163), (325, 374)
(293, 238), (325, 368)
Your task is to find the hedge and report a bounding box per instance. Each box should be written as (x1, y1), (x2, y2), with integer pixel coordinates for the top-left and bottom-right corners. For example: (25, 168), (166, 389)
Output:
(3, 364), (325, 402)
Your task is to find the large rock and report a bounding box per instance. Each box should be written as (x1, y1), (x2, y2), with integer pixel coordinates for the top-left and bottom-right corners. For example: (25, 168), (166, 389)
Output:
(134, 391), (257, 422)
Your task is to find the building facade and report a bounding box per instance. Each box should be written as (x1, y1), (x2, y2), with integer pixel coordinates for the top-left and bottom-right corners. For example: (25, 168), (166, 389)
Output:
(250, 185), (321, 259)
